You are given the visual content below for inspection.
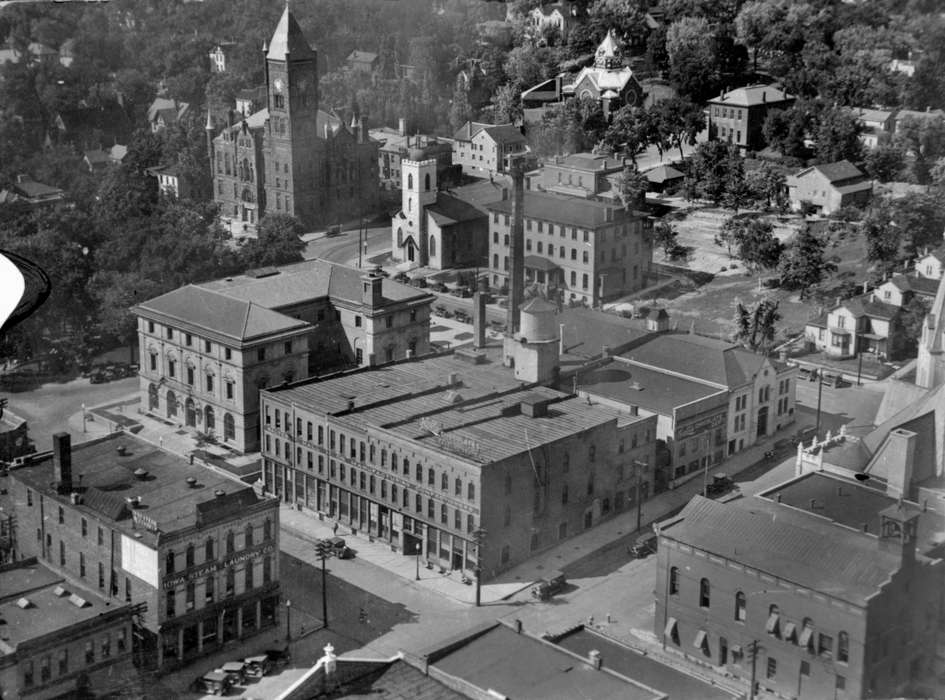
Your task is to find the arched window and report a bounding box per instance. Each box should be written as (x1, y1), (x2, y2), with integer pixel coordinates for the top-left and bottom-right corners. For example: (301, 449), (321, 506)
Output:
(837, 631), (849, 663)
(165, 550), (175, 574)
(699, 578), (710, 608)
(397, 228), (403, 246)
(424, 173), (430, 191)
(427, 468), (435, 486)
(735, 591), (746, 621)
(801, 618), (814, 651)
(166, 390), (177, 418)
(263, 518), (272, 541)
(467, 482), (475, 500)
(244, 523), (254, 548)
(429, 235), (436, 257)
(223, 413), (235, 441)
(669, 566), (679, 594)
(205, 405), (215, 432)
(225, 531), (235, 555)
(440, 503), (447, 524)
(407, 173), (413, 189)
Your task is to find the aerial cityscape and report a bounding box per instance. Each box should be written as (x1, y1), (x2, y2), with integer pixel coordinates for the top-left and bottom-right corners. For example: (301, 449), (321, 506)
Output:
(0, 0), (943, 698)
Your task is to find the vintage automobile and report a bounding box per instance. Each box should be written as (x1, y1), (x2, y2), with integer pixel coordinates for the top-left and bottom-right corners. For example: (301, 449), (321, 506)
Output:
(531, 571), (567, 601)
(265, 648), (292, 668)
(630, 533), (658, 559)
(220, 660), (247, 685)
(244, 655), (272, 679)
(190, 670), (234, 696)
(705, 472), (734, 497)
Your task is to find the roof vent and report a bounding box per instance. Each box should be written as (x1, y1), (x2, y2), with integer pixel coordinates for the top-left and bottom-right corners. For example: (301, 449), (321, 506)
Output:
(53, 585), (68, 597)
(246, 266), (280, 279)
(16, 598), (32, 609)
(125, 495), (142, 509)
(186, 476), (198, 488)
(214, 489), (226, 498)
(444, 390), (464, 404)
(116, 445), (128, 456)
(67, 593), (90, 608)
(133, 468), (148, 480)
(629, 381), (643, 391)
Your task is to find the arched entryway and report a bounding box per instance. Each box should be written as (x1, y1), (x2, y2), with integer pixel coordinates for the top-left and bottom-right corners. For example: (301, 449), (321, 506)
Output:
(223, 413), (235, 442)
(185, 398), (196, 427)
(756, 406), (769, 438)
(166, 390), (177, 418)
(205, 405), (215, 432)
(148, 383), (159, 411)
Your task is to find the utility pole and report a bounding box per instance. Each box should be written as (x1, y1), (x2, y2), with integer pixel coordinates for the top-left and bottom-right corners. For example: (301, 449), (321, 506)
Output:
(473, 527), (487, 607)
(856, 345), (863, 386)
(814, 369), (824, 438)
(315, 539), (330, 629)
(632, 460), (647, 532)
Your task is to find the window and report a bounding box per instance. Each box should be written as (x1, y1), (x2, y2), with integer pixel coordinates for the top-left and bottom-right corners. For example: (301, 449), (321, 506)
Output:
(165, 550), (175, 574)
(206, 575), (215, 602)
(98, 562), (104, 588)
(206, 374), (213, 392)
(818, 633), (833, 659)
(186, 544), (195, 568)
(58, 506), (64, 524)
(245, 523), (254, 547)
(59, 540), (65, 565)
(800, 660), (810, 677)
(81, 517), (88, 537)
(354, 315), (362, 327)
(205, 537), (215, 560)
(767, 604), (781, 637)
(166, 589), (176, 617)
(766, 657), (776, 680)
(415, 494), (422, 513)
(836, 676), (846, 692)
(226, 567), (235, 596)
(735, 591), (746, 621)
(589, 445), (596, 462)
(427, 468), (435, 486)
(561, 484), (569, 504)
(699, 578), (710, 608)
(226, 531), (235, 555)
(80, 552), (86, 578)
(117, 628), (127, 653)
(505, 473), (512, 494)
(101, 634), (111, 658)
(257, 348), (266, 362)
(669, 567), (679, 594)
(468, 482), (475, 500)
(838, 631), (849, 663)
(455, 478), (462, 496)
(245, 562), (254, 589)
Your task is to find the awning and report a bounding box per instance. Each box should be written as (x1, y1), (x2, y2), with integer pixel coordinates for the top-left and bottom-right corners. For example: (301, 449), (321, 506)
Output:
(799, 627), (813, 647)
(765, 612), (780, 634)
(783, 622), (797, 642)
(693, 630), (708, 649)
(524, 254), (560, 272)
(664, 617), (678, 638)
(829, 328), (851, 335)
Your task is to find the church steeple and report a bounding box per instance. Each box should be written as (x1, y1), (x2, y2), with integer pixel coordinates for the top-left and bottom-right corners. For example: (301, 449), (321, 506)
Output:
(594, 29), (624, 70)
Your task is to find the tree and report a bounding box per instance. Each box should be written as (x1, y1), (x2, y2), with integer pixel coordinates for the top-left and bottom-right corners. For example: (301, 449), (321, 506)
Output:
(733, 298), (781, 353)
(864, 143), (906, 183)
(616, 164), (648, 209)
(602, 105), (658, 157)
(746, 162), (787, 211)
(762, 105), (812, 160)
(665, 17), (718, 101)
(449, 81), (472, 133)
(718, 215), (782, 271)
(899, 295), (932, 357)
(238, 214), (305, 268)
(778, 225), (837, 298)
(492, 83), (523, 125)
(735, 0), (782, 73)
(814, 107), (863, 164)
(650, 97), (705, 161)
(862, 203), (901, 272)
(529, 99), (587, 156)
(652, 220), (679, 258)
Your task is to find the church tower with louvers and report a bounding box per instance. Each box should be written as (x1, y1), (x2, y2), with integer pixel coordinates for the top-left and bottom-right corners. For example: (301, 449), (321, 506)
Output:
(209, 5), (379, 235)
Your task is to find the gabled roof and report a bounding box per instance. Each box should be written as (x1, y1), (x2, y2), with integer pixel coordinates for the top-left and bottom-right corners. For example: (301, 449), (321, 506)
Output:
(485, 191), (628, 230)
(662, 495), (903, 606)
(812, 160), (865, 183)
(479, 124), (526, 145)
(708, 84), (793, 107)
(267, 5), (315, 61)
(134, 285), (308, 343)
(837, 294), (900, 321)
(452, 120), (494, 141)
(645, 164), (684, 183)
(426, 192), (486, 227)
(849, 107), (895, 124)
(884, 273), (940, 297)
(12, 178), (63, 199)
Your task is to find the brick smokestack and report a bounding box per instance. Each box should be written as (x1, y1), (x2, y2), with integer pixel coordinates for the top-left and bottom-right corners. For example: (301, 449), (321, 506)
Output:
(507, 156), (526, 336)
(53, 432), (72, 492)
(473, 276), (488, 349)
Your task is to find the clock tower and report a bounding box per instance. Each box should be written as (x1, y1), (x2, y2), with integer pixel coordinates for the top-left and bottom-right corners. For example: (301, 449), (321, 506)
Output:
(264, 4), (319, 226)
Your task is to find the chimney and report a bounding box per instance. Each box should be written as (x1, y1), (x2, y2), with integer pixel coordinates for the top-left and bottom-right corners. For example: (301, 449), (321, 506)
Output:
(506, 156), (526, 337)
(559, 323), (565, 355)
(361, 269), (384, 308)
(762, 91), (766, 103)
(514, 619), (523, 633)
(588, 650), (602, 670)
(863, 281), (869, 294)
(399, 117), (407, 137)
(53, 432), (72, 492)
(473, 287), (488, 349)
(884, 428), (916, 499)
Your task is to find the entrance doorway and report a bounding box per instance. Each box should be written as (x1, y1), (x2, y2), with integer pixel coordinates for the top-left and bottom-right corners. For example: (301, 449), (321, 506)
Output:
(756, 406), (769, 438)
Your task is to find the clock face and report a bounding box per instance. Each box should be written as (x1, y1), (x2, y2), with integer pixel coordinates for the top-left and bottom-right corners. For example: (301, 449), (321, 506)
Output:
(274, 78), (284, 93)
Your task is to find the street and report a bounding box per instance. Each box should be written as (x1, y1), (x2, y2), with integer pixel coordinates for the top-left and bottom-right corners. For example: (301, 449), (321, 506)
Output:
(303, 224), (391, 266)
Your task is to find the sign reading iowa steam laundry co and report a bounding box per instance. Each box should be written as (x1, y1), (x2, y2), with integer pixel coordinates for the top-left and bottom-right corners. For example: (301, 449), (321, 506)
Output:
(161, 543), (275, 590)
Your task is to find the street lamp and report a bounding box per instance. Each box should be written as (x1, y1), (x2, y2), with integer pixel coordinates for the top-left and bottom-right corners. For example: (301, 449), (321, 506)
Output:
(415, 541), (422, 581)
(285, 599), (291, 642)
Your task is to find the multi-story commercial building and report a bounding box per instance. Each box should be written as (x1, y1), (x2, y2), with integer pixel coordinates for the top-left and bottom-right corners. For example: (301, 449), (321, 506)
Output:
(486, 191), (651, 306)
(9, 432), (281, 673)
(207, 5), (379, 234)
(259, 323), (656, 581)
(133, 259), (433, 452)
(707, 84), (794, 151)
(656, 416), (945, 700)
(452, 120), (529, 177)
(0, 558), (136, 700)
(578, 333), (796, 489)
(527, 152), (628, 200)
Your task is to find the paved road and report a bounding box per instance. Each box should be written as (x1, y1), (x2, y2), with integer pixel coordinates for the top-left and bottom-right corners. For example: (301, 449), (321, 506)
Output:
(303, 225), (391, 266)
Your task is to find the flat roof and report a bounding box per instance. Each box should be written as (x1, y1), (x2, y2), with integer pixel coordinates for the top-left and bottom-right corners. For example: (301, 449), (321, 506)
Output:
(0, 561), (128, 653)
(267, 347), (646, 465)
(486, 191), (630, 229)
(12, 433), (268, 547)
(556, 628), (736, 700)
(557, 307), (655, 363)
(580, 359), (724, 416)
(432, 625), (661, 700)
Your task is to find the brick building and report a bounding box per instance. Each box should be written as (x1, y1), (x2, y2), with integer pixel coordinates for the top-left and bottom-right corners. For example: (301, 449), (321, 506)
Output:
(208, 5), (379, 235)
(9, 433), (281, 672)
(0, 558), (137, 700)
(259, 340), (656, 581)
(486, 191), (652, 306)
(133, 259), (433, 452)
(707, 84), (794, 152)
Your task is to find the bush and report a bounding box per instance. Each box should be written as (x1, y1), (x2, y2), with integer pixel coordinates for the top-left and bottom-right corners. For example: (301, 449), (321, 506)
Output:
(829, 206), (863, 222)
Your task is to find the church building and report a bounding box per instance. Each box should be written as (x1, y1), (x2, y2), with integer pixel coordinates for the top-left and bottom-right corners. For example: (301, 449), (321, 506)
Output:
(208, 6), (379, 235)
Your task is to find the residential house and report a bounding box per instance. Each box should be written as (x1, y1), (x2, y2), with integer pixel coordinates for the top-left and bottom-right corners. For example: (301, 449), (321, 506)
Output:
(485, 191), (651, 305)
(786, 160), (872, 215)
(452, 120), (528, 177)
(525, 2), (581, 41)
(345, 50), (378, 74)
(133, 259), (433, 452)
(874, 272), (940, 307)
(0, 175), (64, 208)
(849, 107), (896, 149)
(208, 42), (236, 73)
(707, 84), (794, 152)
(645, 164), (685, 193)
(914, 247), (945, 280)
(579, 333), (796, 490)
(147, 97), (191, 133)
(390, 159), (487, 269)
(147, 163), (190, 200)
(893, 109), (945, 138)
(805, 293), (904, 360)
(234, 86), (266, 117)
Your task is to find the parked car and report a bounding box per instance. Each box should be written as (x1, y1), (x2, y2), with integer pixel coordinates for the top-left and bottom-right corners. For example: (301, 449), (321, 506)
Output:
(244, 655), (272, 679)
(705, 472), (734, 497)
(531, 571), (567, 600)
(433, 305), (448, 317)
(630, 533), (657, 559)
(454, 311), (471, 324)
(450, 286), (472, 298)
(190, 670), (234, 696)
(317, 536), (353, 559)
(265, 648), (292, 668)
(220, 661), (247, 685)
(430, 282), (448, 293)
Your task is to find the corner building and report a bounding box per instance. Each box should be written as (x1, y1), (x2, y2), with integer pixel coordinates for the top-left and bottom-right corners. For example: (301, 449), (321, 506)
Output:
(260, 343), (656, 580)
(10, 433), (281, 673)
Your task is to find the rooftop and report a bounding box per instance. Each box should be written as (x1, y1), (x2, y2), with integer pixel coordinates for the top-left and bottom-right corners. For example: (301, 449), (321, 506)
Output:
(557, 307), (655, 363)
(430, 624), (661, 700)
(485, 191), (628, 229)
(838, 294), (900, 320)
(426, 193), (486, 227)
(809, 160), (866, 184)
(11, 433), (270, 547)
(709, 84), (793, 107)
(481, 124), (527, 144)
(267, 5), (315, 61)
(447, 177), (511, 214)
(0, 559), (130, 654)
(267, 347), (644, 465)
(328, 658), (466, 699)
(884, 273), (940, 297)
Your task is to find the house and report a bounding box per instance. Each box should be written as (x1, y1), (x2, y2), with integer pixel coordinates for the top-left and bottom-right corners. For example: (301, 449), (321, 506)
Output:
(10, 432), (282, 672)
(0, 557), (137, 698)
(874, 272), (940, 307)
(914, 247), (945, 280)
(525, 2), (581, 41)
(147, 162), (190, 199)
(786, 160), (872, 215)
(579, 332), (796, 489)
(486, 190), (651, 305)
(849, 107), (896, 149)
(83, 143), (128, 173)
(805, 293), (904, 360)
(234, 85), (266, 117)
(391, 159), (487, 269)
(917, 273), (945, 391)
(133, 259), (433, 452)
(370, 120), (453, 190)
(345, 50), (378, 74)
(208, 42), (236, 73)
(147, 97), (191, 133)
(893, 108), (945, 137)
(707, 84), (794, 152)
(0, 175), (64, 208)
(451, 120), (528, 177)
